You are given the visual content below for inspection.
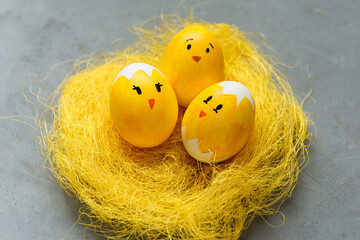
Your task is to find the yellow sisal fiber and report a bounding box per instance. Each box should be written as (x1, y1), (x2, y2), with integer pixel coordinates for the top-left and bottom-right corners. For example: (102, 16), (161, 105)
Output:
(38, 16), (312, 239)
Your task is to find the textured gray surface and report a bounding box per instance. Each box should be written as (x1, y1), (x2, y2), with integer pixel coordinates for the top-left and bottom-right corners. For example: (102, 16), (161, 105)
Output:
(1, 0), (359, 239)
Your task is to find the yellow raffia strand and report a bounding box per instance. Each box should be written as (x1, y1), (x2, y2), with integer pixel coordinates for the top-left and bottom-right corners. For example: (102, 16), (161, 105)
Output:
(36, 15), (313, 239)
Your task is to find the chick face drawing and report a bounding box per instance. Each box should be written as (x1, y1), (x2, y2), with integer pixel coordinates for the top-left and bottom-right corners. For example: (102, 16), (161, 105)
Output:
(110, 63), (178, 148)
(162, 25), (225, 107)
(181, 81), (255, 163)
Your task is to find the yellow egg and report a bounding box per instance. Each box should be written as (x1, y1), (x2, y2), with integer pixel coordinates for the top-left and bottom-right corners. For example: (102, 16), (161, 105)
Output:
(110, 63), (178, 148)
(162, 25), (225, 107)
(181, 81), (255, 163)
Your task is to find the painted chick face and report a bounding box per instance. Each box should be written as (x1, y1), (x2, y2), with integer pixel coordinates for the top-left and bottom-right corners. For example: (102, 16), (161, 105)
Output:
(181, 81), (255, 163)
(162, 26), (224, 107)
(110, 63), (178, 148)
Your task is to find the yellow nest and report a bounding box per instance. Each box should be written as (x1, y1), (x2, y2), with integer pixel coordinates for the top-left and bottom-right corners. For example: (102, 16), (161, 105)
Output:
(39, 16), (312, 239)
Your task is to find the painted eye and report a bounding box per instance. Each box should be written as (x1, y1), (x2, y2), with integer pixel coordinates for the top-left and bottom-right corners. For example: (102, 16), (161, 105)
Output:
(203, 96), (213, 104)
(206, 48), (210, 53)
(213, 104), (223, 113)
(187, 44), (191, 50)
(132, 85), (142, 95)
(155, 82), (163, 92)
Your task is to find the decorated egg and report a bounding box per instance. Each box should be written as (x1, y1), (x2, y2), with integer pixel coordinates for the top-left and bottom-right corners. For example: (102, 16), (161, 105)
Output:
(110, 63), (178, 148)
(181, 81), (255, 163)
(162, 25), (225, 107)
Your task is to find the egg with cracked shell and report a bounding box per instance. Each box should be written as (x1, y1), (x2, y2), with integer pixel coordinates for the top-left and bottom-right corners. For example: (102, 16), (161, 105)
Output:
(110, 63), (178, 148)
(181, 81), (255, 163)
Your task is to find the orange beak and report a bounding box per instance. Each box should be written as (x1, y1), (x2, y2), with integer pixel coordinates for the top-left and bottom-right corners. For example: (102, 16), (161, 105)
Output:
(192, 56), (201, 63)
(199, 110), (206, 118)
(148, 99), (155, 109)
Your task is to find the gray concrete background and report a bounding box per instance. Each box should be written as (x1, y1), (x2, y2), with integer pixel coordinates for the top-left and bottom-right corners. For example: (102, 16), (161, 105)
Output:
(1, 0), (359, 239)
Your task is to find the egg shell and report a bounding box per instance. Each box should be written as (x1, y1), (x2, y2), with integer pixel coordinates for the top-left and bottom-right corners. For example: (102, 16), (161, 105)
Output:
(181, 81), (255, 163)
(162, 25), (225, 107)
(110, 63), (178, 148)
